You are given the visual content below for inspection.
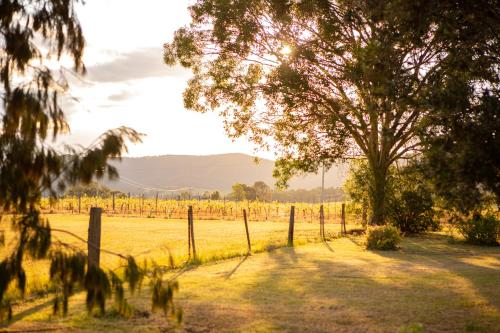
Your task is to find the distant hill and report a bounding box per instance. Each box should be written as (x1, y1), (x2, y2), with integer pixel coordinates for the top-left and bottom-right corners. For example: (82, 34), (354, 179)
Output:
(102, 153), (349, 195)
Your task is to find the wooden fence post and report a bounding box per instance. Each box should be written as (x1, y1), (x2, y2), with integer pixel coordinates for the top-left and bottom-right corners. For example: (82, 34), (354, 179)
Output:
(188, 205), (196, 259)
(320, 204), (325, 240)
(187, 206), (192, 258)
(243, 209), (251, 254)
(112, 193), (115, 213)
(288, 206), (295, 247)
(88, 207), (102, 268)
(341, 203), (346, 235)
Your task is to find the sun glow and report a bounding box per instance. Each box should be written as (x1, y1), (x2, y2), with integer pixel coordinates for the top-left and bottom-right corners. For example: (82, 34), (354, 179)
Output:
(280, 45), (292, 55)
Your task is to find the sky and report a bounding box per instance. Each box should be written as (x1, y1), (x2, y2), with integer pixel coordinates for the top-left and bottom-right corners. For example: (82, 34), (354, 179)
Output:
(59, 0), (272, 159)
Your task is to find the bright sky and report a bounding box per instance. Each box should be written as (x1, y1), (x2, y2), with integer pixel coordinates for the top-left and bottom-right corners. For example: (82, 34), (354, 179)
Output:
(59, 0), (271, 158)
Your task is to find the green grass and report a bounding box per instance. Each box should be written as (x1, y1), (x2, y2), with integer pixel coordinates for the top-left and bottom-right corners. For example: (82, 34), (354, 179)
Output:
(1, 214), (351, 298)
(2, 216), (500, 332)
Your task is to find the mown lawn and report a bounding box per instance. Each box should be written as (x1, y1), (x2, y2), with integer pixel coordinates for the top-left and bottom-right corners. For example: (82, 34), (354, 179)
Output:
(3, 224), (500, 333)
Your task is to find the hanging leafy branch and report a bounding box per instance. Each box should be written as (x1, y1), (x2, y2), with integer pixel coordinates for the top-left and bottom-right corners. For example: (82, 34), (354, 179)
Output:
(0, 0), (180, 322)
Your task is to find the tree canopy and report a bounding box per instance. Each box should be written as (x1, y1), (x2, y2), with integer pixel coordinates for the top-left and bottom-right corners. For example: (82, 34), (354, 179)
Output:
(165, 0), (499, 224)
(420, 76), (500, 214)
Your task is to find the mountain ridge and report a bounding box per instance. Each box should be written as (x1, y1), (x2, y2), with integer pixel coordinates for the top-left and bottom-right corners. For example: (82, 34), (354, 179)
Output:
(102, 153), (348, 194)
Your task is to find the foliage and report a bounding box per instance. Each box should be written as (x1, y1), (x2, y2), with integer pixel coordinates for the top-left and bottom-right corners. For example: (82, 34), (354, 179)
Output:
(230, 183), (256, 201)
(343, 160), (377, 214)
(253, 181), (271, 201)
(344, 160), (436, 232)
(271, 186), (344, 203)
(150, 264), (182, 322)
(387, 187), (437, 234)
(228, 180), (343, 203)
(0, 0), (180, 322)
(50, 252), (86, 316)
(84, 265), (111, 315)
(201, 191), (220, 200)
(366, 225), (401, 250)
(210, 191), (221, 200)
(455, 213), (500, 246)
(386, 165), (438, 233)
(65, 182), (116, 198)
(165, 0), (499, 225)
(420, 88), (500, 214)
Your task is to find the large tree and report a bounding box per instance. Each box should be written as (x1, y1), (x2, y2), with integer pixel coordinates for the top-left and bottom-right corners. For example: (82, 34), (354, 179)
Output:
(164, 0), (499, 224)
(0, 0), (179, 321)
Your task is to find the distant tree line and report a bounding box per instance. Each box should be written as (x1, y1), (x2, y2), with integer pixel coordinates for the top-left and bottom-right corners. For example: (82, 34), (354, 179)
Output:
(64, 182), (127, 198)
(62, 182), (344, 203)
(227, 181), (344, 203)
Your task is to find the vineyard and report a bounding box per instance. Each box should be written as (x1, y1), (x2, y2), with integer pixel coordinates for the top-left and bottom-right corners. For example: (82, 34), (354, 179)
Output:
(40, 197), (363, 224)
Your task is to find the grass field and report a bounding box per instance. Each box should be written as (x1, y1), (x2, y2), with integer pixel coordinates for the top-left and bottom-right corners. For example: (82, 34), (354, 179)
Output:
(4, 233), (500, 333)
(2, 215), (500, 333)
(1, 214), (354, 298)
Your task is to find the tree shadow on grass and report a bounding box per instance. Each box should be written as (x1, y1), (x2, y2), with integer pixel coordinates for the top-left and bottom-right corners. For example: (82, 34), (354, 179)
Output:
(232, 236), (500, 333)
(378, 234), (500, 303)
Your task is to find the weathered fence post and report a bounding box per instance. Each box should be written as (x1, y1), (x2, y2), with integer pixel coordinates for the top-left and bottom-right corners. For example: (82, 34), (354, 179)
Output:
(112, 192), (115, 213)
(341, 203), (346, 235)
(320, 204), (325, 240)
(243, 209), (251, 254)
(188, 205), (196, 259)
(288, 206), (295, 246)
(88, 207), (102, 268)
(187, 206), (192, 258)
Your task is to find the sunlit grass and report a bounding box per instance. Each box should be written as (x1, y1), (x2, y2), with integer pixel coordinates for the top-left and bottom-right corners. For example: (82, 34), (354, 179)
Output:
(5, 234), (500, 333)
(1, 214), (355, 298)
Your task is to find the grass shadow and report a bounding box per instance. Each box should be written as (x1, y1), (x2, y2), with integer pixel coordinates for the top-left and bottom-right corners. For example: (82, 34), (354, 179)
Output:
(225, 255), (249, 279)
(1, 298), (54, 327)
(322, 241), (335, 253)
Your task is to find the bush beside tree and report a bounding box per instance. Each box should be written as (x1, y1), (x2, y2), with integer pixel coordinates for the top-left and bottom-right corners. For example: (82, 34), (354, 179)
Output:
(456, 214), (500, 246)
(366, 225), (401, 250)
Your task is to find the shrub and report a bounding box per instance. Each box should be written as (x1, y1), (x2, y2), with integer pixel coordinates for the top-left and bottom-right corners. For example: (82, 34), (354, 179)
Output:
(388, 187), (439, 234)
(457, 213), (499, 246)
(366, 225), (401, 250)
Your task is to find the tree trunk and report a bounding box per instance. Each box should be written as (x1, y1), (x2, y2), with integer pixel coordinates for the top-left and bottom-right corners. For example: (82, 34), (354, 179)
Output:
(369, 163), (388, 225)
